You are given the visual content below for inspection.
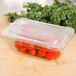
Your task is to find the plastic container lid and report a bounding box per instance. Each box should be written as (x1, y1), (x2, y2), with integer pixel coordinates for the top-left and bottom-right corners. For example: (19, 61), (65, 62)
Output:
(1, 18), (75, 50)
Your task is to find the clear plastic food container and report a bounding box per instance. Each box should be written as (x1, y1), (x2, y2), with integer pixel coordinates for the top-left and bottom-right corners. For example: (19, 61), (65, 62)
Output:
(1, 18), (75, 60)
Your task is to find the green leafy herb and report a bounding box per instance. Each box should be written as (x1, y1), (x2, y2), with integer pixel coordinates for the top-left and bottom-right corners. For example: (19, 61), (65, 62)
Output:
(5, 0), (76, 32)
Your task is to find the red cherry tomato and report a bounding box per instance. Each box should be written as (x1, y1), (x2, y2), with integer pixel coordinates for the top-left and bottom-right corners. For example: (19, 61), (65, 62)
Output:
(38, 50), (46, 57)
(14, 42), (23, 49)
(46, 52), (54, 60)
(42, 47), (54, 52)
(19, 47), (26, 53)
(23, 42), (35, 49)
(28, 48), (36, 56)
(54, 51), (61, 58)
(36, 46), (54, 52)
(15, 41), (23, 44)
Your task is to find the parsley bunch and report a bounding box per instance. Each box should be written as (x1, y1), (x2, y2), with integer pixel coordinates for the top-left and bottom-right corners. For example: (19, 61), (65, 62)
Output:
(6, 0), (76, 32)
